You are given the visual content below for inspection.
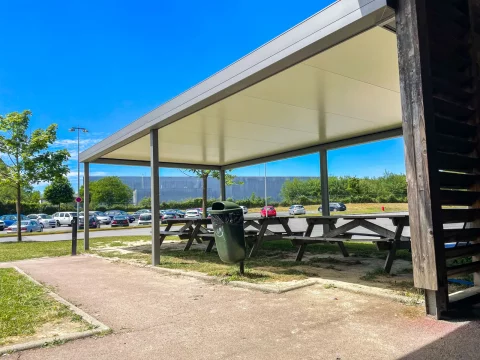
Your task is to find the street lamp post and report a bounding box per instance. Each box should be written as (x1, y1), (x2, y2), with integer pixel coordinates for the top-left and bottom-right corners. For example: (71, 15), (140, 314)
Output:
(69, 127), (88, 228)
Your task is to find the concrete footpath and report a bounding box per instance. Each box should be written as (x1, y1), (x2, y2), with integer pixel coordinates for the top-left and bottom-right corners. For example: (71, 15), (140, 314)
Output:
(3, 256), (480, 360)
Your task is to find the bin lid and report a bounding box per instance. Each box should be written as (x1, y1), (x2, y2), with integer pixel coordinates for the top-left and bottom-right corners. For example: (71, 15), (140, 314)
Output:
(210, 201), (242, 214)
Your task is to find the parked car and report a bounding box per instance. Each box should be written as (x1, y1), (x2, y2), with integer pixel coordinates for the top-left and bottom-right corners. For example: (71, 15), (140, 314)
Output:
(167, 209), (185, 218)
(27, 214), (39, 219)
(79, 215), (100, 229)
(133, 209), (150, 219)
(240, 206), (248, 214)
(111, 215), (130, 227)
(92, 211), (111, 225)
(318, 202), (347, 212)
(0, 214), (28, 227)
(138, 213), (152, 225)
(289, 205), (306, 215)
(0, 218), (4, 231)
(260, 206), (277, 217)
(36, 214), (56, 228)
(6, 220), (43, 233)
(185, 209), (201, 219)
(53, 212), (77, 227)
(105, 210), (135, 223)
(161, 211), (177, 221)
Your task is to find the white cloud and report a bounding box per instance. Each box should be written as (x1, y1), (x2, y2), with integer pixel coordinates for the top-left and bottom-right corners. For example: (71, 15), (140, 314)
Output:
(67, 170), (108, 178)
(53, 138), (102, 148)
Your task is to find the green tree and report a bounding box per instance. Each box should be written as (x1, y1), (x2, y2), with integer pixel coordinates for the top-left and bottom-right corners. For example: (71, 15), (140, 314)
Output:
(280, 178), (321, 203)
(24, 190), (41, 204)
(184, 170), (242, 218)
(139, 197), (151, 208)
(347, 177), (361, 197)
(0, 169), (36, 202)
(0, 110), (69, 241)
(44, 177), (75, 208)
(86, 176), (133, 207)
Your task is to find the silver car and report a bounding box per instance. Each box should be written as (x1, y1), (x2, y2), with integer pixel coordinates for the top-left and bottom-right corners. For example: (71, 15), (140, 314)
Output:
(138, 213), (152, 225)
(185, 209), (201, 219)
(289, 205), (306, 215)
(6, 220), (43, 233)
(93, 211), (111, 225)
(36, 214), (56, 228)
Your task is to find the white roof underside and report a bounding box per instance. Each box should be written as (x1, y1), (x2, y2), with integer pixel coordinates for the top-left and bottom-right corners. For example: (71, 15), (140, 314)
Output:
(80, 1), (399, 169)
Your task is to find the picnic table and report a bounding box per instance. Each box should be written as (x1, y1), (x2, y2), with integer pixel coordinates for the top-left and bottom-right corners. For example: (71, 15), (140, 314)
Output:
(243, 216), (300, 257)
(284, 214), (410, 273)
(160, 216), (299, 257)
(160, 218), (215, 252)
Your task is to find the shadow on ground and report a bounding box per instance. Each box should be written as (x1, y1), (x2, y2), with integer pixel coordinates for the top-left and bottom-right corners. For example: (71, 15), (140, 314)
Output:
(400, 321), (480, 359)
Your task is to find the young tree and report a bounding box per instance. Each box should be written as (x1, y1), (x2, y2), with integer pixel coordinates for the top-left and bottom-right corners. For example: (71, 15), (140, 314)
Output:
(0, 110), (69, 241)
(44, 176), (75, 208)
(87, 176), (133, 207)
(184, 170), (241, 218)
(0, 169), (37, 202)
(138, 197), (151, 208)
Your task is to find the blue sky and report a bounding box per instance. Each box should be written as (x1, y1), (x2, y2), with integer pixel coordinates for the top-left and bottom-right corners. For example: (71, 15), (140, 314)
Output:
(0, 0), (405, 193)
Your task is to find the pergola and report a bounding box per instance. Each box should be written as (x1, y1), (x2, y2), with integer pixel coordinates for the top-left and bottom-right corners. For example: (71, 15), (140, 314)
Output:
(80, 0), (480, 318)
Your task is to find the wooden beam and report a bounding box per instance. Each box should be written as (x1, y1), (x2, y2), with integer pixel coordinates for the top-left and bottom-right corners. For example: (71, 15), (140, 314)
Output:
(395, 0), (449, 317)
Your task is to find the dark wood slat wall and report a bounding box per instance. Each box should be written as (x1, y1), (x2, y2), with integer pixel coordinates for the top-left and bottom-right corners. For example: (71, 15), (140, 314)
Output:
(396, 0), (480, 318)
(466, 0), (480, 287)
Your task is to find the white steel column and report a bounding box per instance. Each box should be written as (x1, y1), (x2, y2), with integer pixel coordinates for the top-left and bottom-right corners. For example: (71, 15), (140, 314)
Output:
(150, 129), (160, 265)
(83, 162), (90, 250)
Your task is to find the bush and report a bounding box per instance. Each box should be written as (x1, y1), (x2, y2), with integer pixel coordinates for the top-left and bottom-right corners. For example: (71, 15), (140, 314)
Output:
(0, 201), (76, 215)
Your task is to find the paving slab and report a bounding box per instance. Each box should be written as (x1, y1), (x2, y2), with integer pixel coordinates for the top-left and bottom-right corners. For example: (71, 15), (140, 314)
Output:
(3, 256), (479, 360)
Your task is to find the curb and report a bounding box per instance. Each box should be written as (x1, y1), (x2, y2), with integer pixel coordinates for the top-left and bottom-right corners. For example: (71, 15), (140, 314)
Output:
(0, 267), (111, 356)
(87, 254), (422, 304)
(313, 278), (424, 305)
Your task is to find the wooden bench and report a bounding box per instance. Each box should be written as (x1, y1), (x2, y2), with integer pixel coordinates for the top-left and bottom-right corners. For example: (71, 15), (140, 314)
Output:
(289, 215), (410, 273)
(196, 233), (216, 252)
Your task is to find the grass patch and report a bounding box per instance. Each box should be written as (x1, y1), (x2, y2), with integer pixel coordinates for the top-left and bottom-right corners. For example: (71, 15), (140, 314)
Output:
(0, 236), (150, 263)
(360, 267), (392, 281)
(96, 247), (310, 283)
(0, 268), (83, 345)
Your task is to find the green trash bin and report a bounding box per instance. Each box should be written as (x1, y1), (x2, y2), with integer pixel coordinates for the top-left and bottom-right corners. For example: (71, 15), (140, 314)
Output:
(210, 201), (246, 265)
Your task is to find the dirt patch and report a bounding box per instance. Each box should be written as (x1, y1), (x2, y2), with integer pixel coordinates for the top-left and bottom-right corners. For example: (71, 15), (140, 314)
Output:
(2, 317), (91, 347)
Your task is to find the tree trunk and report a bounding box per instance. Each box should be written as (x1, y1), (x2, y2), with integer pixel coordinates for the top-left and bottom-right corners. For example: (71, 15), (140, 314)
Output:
(202, 175), (208, 218)
(16, 183), (22, 242)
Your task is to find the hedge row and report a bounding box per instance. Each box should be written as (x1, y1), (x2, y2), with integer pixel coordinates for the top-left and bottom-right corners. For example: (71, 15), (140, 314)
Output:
(0, 202), (71, 215)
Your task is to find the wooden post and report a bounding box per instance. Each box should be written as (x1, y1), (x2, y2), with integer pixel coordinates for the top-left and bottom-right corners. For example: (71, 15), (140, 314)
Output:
(150, 129), (160, 265)
(395, 0), (448, 317)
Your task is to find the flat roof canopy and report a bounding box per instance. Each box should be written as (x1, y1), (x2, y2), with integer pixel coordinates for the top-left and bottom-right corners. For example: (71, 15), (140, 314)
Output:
(80, 0), (400, 170)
